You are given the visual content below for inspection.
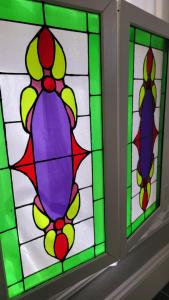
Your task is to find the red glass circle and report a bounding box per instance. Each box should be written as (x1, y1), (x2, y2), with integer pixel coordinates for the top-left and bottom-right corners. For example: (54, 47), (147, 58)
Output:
(43, 76), (55, 92)
(54, 219), (65, 230)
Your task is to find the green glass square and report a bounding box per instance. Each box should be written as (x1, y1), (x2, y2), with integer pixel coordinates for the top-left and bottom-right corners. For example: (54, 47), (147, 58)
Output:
(127, 143), (132, 187)
(95, 243), (105, 256)
(0, 169), (16, 233)
(128, 42), (134, 95)
(24, 262), (62, 290)
(92, 150), (104, 200)
(126, 225), (132, 238)
(1, 229), (22, 286)
(0, 0), (43, 25)
(159, 95), (166, 122)
(132, 214), (144, 233)
(127, 187), (131, 227)
(145, 202), (156, 219)
(0, 102), (8, 169)
(63, 247), (94, 271)
(90, 96), (103, 151)
(94, 199), (105, 244)
(8, 282), (24, 299)
(130, 26), (135, 42)
(135, 28), (150, 46)
(128, 96), (133, 143)
(45, 4), (87, 32)
(151, 34), (165, 50)
(88, 13), (100, 33)
(89, 34), (101, 95)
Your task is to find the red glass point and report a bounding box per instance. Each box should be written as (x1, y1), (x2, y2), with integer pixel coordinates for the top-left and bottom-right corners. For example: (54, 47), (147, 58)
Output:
(38, 27), (55, 68)
(54, 233), (68, 260)
(147, 48), (153, 76)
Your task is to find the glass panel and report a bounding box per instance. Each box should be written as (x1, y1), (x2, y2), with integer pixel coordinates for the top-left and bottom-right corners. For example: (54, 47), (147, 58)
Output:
(65, 76), (89, 115)
(75, 187), (93, 223)
(45, 4), (87, 32)
(127, 26), (168, 237)
(0, 75), (30, 122)
(50, 29), (88, 75)
(0, 6), (105, 296)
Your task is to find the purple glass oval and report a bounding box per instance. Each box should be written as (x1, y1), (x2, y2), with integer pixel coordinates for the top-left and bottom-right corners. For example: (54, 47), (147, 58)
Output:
(32, 91), (73, 220)
(139, 90), (154, 179)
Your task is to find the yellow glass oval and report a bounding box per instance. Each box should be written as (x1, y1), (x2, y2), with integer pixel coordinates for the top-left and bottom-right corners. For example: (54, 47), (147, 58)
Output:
(26, 37), (43, 80)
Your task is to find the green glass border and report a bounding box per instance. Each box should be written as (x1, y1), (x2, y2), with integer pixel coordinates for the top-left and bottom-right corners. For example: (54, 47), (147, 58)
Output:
(132, 214), (144, 233)
(24, 262), (62, 291)
(94, 199), (105, 245)
(88, 13), (100, 33)
(90, 96), (103, 151)
(0, 169), (16, 233)
(8, 282), (24, 299)
(0, 0), (44, 25)
(0, 3), (105, 298)
(0, 100), (8, 168)
(151, 34), (165, 51)
(44, 3), (87, 32)
(63, 247), (94, 271)
(1, 229), (22, 287)
(128, 42), (134, 96)
(89, 34), (102, 95)
(156, 50), (168, 207)
(129, 26), (135, 42)
(126, 25), (168, 238)
(135, 28), (151, 47)
(95, 242), (105, 256)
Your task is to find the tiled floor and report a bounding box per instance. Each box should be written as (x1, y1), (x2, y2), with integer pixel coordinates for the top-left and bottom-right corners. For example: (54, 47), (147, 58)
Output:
(153, 283), (169, 299)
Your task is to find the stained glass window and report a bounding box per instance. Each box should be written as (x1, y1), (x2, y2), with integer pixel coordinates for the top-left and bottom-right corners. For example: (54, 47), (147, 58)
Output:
(0, 1), (105, 298)
(127, 26), (168, 238)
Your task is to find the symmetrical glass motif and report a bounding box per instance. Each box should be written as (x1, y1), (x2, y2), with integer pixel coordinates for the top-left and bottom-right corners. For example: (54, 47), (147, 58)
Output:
(127, 26), (168, 237)
(0, 1), (105, 298)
